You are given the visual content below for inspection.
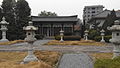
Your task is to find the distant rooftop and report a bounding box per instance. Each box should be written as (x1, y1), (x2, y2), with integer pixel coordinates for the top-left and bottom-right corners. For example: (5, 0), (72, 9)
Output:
(84, 5), (104, 8)
(32, 15), (78, 22)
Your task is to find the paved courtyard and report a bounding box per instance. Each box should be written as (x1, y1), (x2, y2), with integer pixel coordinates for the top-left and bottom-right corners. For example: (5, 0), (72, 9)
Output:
(0, 40), (113, 53)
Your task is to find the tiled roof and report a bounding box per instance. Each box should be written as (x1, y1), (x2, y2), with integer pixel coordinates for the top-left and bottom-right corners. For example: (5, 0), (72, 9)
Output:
(32, 15), (78, 22)
(93, 10), (111, 18)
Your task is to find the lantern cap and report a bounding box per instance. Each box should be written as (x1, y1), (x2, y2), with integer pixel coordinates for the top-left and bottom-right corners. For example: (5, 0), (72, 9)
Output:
(0, 17), (9, 25)
(109, 20), (120, 31)
(23, 21), (38, 31)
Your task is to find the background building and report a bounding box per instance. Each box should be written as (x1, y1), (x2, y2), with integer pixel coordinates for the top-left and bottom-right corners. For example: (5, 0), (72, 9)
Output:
(32, 15), (79, 37)
(83, 5), (104, 28)
(88, 10), (120, 29)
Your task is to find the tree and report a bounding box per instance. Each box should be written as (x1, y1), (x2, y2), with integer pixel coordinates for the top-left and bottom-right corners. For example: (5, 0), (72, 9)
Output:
(102, 9), (117, 35)
(16, 0), (31, 39)
(1, 0), (31, 40)
(0, 6), (2, 21)
(102, 9), (117, 30)
(1, 0), (17, 40)
(38, 10), (57, 16)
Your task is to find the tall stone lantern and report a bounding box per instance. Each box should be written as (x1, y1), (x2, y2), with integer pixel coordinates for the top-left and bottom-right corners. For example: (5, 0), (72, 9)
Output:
(84, 30), (89, 40)
(0, 17), (9, 42)
(21, 21), (39, 64)
(100, 29), (105, 42)
(109, 20), (120, 58)
(60, 28), (64, 42)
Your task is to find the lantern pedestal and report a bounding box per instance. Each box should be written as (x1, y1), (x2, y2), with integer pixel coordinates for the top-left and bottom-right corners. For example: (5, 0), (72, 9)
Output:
(21, 21), (39, 64)
(0, 17), (9, 42)
(109, 20), (120, 58)
(60, 29), (64, 42)
(84, 30), (89, 41)
(21, 43), (39, 64)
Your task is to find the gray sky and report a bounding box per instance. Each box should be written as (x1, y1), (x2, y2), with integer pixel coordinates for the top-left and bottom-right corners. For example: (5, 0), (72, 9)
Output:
(0, 0), (120, 19)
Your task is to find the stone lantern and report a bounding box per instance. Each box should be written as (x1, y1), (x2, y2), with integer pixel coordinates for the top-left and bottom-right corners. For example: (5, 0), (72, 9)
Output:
(84, 30), (89, 40)
(60, 28), (64, 42)
(109, 20), (120, 58)
(21, 21), (39, 64)
(100, 29), (105, 42)
(0, 17), (9, 42)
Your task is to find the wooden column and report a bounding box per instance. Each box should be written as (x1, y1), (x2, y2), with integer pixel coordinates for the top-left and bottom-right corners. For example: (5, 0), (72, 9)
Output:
(51, 24), (53, 36)
(61, 24), (64, 30)
(41, 24), (43, 35)
(72, 24), (74, 33)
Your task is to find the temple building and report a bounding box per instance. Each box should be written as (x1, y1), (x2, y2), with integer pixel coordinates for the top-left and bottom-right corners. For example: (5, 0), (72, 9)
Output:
(32, 15), (79, 37)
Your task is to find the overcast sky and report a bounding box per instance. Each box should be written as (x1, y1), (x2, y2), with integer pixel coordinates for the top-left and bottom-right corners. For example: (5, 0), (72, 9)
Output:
(0, 0), (120, 19)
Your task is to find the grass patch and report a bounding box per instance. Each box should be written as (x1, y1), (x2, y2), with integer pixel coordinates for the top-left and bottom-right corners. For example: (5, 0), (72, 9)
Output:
(0, 51), (61, 68)
(88, 53), (120, 68)
(45, 40), (107, 46)
(94, 56), (120, 68)
(89, 53), (113, 60)
(0, 40), (25, 45)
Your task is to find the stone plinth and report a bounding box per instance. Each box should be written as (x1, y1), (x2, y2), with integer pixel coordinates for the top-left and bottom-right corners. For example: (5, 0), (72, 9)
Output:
(60, 29), (64, 42)
(21, 21), (39, 64)
(0, 17), (9, 42)
(84, 30), (89, 40)
(100, 29), (105, 42)
(109, 20), (120, 58)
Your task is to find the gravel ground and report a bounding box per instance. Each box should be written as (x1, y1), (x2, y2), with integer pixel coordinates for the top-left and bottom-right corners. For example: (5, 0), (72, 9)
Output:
(0, 40), (113, 53)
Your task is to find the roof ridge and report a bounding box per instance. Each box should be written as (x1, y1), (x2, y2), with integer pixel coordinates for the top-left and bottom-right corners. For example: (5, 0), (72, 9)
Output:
(32, 15), (78, 18)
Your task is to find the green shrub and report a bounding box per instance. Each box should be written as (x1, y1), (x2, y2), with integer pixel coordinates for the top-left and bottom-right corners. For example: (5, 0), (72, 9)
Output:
(95, 56), (120, 68)
(35, 34), (44, 40)
(88, 29), (100, 40)
(94, 35), (112, 42)
(64, 32), (73, 36)
(55, 36), (81, 41)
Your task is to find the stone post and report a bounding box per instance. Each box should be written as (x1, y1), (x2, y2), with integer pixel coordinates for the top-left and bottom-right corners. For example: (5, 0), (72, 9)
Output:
(0, 17), (9, 42)
(21, 21), (39, 64)
(84, 30), (89, 40)
(60, 28), (64, 42)
(100, 29), (105, 42)
(109, 20), (120, 58)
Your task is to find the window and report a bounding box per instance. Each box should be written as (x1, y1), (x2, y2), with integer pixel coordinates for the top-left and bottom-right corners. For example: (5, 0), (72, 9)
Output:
(88, 11), (90, 13)
(92, 15), (94, 17)
(92, 11), (95, 13)
(116, 33), (119, 36)
(88, 8), (90, 10)
(92, 8), (95, 10)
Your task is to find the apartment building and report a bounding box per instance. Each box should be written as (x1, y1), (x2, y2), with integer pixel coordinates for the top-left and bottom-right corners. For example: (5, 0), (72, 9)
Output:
(83, 5), (104, 26)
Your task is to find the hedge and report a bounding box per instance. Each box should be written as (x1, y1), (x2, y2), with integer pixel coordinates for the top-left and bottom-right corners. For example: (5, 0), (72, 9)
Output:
(94, 35), (112, 42)
(35, 34), (44, 40)
(88, 29), (100, 40)
(55, 36), (81, 41)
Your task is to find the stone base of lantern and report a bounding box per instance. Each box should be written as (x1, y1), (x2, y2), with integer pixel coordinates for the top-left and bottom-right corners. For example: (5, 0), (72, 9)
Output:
(60, 40), (64, 42)
(113, 51), (120, 59)
(112, 44), (120, 58)
(0, 39), (9, 42)
(100, 40), (105, 43)
(21, 50), (39, 64)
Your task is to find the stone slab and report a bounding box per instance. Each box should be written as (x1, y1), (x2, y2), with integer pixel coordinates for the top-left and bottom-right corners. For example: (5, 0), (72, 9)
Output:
(58, 53), (93, 68)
